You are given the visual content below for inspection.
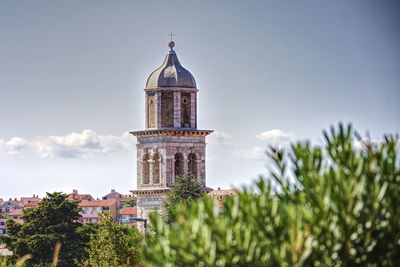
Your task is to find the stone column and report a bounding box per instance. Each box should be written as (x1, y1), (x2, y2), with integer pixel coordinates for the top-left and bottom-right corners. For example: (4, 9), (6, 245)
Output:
(145, 94), (149, 129)
(148, 159), (154, 185)
(182, 159), (189, 175)
(153, 159), (160, 184)
(190, 93), (196, 128)
(171, 158), (176, 185)
(165, 157), (171, 187)
(173, 92), (181, 128)
(196, 159), (203, 184)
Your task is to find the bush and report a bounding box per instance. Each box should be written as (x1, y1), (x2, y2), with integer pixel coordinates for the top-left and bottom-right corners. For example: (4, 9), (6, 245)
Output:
(79, 213), (142, 267)
(143, 124), (400, 266)
(162, 174), (204, 224)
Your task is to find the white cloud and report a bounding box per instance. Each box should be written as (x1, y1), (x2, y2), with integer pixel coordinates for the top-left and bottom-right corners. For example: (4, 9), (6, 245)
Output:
(235, 146), (266, 161)
(256, 129), (296, 144)
(0, 130), (135, 158)
(208, 130), (233, 146)
(0, 137), (30, 155)
(234, 129), (296, 161)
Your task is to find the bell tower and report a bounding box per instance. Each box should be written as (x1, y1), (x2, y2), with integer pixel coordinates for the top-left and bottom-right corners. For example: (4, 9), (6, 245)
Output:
(130, 41), (213, 219)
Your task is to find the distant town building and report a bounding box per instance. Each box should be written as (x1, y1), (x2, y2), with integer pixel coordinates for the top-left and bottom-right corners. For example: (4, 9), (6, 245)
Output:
(102, 189), (124, 200)
(0, 199), (23, 214)
(7, 209), (23, 220)
(67, 189), (94, 201)
(20, 195), (41, 205)
(119, 207), (137, 226)
(78, 199), (118, 223)
(0, 218), (22, 243)
(208, 188), (240, 212)
(23, 201), (39, 209)
(102, 189), (126, 210)
(0, 219), (7, 238)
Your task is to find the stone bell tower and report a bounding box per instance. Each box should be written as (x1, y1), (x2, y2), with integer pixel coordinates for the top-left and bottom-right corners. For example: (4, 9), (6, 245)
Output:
(130, 41), (213, 219)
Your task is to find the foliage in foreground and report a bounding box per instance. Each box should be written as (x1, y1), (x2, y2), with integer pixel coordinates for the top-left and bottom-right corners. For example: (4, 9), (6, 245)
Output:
(162, 174), (204, 224)
(79, 213), (142, 267)
(144, 125), (400, 266)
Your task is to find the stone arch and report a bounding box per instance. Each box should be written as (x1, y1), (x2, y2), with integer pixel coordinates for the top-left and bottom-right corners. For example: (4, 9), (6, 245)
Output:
(174, 152), (184, 177)
(152, 152), (160, 184)
(143, 153), (150, 184)
(188, 153), (197, 178)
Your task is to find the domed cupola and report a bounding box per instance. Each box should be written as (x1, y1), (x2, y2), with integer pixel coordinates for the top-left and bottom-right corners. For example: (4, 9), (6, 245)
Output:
(145, 41), (197, 89)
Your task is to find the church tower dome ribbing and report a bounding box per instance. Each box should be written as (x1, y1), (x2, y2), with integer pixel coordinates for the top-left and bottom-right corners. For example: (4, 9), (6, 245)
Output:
(145, 42), (196, 89)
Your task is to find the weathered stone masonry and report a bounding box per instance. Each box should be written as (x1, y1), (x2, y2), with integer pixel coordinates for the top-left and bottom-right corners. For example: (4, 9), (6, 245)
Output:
(130, 41), (212, 221)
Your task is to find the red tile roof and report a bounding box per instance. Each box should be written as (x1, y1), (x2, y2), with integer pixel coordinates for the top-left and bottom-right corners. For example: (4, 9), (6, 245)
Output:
(20, 197), (41, 201)
(0, 200), (24, 207)
(120, 207), (137, 215)
(67, 194), (94, 201)
(79, 199), (116, 207)
(7, 209), (23, 216)
(24, 201), (40, 208)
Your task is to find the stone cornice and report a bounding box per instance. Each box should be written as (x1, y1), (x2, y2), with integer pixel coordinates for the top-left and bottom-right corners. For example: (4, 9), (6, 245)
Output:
(144, 87), (198, 93)
(130, 129), (213, 137)
(130, 187), (213, 196)
(130, 188), (171, 195)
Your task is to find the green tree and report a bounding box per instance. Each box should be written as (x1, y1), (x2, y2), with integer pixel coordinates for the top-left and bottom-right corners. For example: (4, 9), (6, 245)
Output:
(143, 124), (400, 266)
(80, 213), (142, 267)
(162, 174), (204, 224)
(0, 192), (88, 267)
(122, 198), (137, 208)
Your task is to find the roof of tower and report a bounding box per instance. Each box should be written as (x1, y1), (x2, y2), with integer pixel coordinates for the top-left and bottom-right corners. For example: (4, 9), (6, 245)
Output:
(145, 41), (197, 89)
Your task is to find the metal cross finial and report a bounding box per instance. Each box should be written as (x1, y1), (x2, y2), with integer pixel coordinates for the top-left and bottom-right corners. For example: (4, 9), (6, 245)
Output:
(168, 32), (175, 41)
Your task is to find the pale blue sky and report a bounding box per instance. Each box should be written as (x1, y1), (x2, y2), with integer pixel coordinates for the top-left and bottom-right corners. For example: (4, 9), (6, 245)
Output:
(0, 0), (399, 199)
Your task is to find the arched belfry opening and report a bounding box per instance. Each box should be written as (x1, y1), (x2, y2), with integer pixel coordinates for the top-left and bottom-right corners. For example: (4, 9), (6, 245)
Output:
(142, 153), (150, 184)
(181, 93), (191, 128)
(188, 153), (197, 178)
(174, 153), (184, 177)
(152, 152), (160, 184)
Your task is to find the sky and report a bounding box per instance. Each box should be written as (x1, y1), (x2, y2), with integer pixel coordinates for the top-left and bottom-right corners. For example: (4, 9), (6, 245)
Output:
(0, 0), (399, 200)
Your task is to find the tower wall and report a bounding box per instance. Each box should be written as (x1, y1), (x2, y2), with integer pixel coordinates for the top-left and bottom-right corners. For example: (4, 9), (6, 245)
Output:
(131, 42), (212, 225)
